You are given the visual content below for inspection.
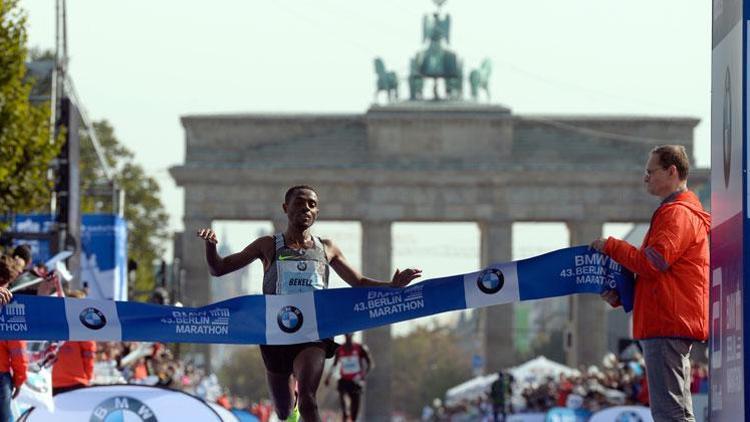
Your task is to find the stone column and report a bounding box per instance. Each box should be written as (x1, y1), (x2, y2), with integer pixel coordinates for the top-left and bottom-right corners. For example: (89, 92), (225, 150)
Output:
(566, 221), (607, 368)
(361, 220), (392, 422)
(479, 220), (515, 372)
(182, 216), (213, 370)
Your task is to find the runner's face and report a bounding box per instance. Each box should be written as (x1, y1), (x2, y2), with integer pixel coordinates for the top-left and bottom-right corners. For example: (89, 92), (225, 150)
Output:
(284, 189), (319, 229)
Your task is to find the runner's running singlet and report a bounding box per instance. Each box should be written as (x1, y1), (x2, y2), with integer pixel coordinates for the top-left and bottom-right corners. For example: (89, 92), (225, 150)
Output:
(337, 344), (366, 381)
(262, 233), (330, 295)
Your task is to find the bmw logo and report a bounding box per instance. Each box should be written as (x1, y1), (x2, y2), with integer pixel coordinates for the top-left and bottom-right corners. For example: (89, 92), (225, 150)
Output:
(297, 261), (308, 271)
(90, 396), (158, 422)
(277, 306), (304, 333)
(615, 411), (643, 422)
(477, 268), (504, 294)
(80, 307), (107, 330)
(723, 67), (732, 188)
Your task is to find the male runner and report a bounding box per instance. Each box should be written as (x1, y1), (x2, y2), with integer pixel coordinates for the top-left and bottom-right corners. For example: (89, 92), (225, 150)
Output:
(324, 333), (372, 422)
(197, 185), (421, 422)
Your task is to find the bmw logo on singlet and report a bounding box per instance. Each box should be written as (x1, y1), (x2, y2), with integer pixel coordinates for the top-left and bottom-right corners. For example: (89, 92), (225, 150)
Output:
(80, 307), (107, 330)
(277, 306), (304, 333)
(297, 261), (307, 271)
(90, 396), (158, 422)
(615, 411), (643, 422)
(476, 268), (504, 294)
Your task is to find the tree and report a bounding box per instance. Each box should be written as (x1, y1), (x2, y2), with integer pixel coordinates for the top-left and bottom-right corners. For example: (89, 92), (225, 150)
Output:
(79, 120), (170, 300)
(392, 326), (473, 418)
(0, 0), (62, 227)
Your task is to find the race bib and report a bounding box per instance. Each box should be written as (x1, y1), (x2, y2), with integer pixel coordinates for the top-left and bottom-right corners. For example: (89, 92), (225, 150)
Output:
(277, 260), (325, 295)
(341, 355), (361, 375)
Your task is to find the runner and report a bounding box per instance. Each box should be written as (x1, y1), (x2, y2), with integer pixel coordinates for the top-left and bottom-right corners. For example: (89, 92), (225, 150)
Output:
(197, 185), (421, 422)
(324, 333), (372, 422)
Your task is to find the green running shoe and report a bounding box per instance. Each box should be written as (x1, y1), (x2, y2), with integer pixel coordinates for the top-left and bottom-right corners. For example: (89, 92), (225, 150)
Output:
(284, 405), (300, 422)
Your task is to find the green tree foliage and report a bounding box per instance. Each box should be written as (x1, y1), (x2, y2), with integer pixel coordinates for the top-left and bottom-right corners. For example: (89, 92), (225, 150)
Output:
(79, 120), (169, 300)
(0, 0), (62, 226)
(392, 326), (473, 418)
(217, 346), (269, 403)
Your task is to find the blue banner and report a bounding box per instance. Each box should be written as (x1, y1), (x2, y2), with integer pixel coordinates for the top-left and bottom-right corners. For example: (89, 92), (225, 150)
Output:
(0, 246), (632, 345)
(11, 214), (128, 300)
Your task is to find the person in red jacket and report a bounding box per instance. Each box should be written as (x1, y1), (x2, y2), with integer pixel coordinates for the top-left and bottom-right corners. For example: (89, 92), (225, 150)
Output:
(52, 290), (96, 395)
(324, 333), (372, 422)
(0, 255), (27, 421)
(591, 145), (709, 422)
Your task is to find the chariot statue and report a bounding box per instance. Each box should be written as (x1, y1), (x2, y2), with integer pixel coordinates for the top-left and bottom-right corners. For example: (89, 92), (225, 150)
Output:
(408, 0), (463, 100)
(373, 0), (492, 103)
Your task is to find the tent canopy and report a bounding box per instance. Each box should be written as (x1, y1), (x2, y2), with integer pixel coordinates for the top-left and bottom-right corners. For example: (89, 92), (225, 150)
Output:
(445, 356), (579, 405)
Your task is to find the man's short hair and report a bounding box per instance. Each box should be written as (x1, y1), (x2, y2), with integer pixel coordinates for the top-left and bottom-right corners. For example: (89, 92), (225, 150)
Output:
(12, 244), (32, 265)
(0, 255), (20, 286)
(284, 185), (318, 204)
(651, 145), (690, 181)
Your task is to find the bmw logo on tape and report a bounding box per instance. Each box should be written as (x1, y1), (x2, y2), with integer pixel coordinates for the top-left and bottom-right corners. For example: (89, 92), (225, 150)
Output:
(79, 307), (107, 330)
(277, 306), (304, 333)
(476, 268), (505, 294)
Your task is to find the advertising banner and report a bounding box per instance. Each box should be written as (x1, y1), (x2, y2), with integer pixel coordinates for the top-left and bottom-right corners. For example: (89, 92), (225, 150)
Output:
(10, 214), (128, 300)
(710, 0), (747, 420)
(20, 385), (223, 422)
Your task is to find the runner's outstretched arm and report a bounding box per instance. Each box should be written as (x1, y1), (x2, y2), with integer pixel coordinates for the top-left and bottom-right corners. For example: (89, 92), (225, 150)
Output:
(323, 239), (422, 287)
(196, 229), (269, 277)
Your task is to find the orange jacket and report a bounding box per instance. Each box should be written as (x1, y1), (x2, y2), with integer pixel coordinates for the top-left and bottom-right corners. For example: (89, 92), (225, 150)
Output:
(0, 340), (27, 387)
(604, 190), (710, 340)
(52, 341), (96, 388)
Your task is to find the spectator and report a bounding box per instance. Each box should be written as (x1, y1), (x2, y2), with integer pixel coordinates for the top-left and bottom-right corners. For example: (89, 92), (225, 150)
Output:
(52, 290), (96, 395)
(0, 255), (27, 420)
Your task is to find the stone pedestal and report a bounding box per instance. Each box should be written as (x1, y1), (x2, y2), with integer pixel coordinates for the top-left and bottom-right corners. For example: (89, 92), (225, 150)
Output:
(366, 103), (513, 160)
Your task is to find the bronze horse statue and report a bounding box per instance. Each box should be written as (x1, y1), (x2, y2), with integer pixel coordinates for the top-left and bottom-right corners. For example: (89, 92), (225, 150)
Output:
(374, 57), (399, 102)
(469, 59), (492, 101)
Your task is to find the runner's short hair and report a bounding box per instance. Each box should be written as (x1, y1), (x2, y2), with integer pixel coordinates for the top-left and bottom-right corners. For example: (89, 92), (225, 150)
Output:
(284, 185), (318, 204)
(651, 145), (690, 181)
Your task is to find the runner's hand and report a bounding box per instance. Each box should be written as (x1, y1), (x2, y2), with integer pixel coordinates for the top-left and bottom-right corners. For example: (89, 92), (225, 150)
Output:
(0, 287), (12, 305)
(197, 228), (218, 244)
(390, 268), (422, 287)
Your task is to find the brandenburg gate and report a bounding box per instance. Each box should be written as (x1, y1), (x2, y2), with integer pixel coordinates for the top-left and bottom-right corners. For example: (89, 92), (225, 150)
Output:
(169, 2), (707, 419)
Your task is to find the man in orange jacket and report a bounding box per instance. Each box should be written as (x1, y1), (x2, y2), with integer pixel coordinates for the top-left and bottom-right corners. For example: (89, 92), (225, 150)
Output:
(0, 255), (27, 421)
(591, 145), (709, 422)
(52, 290), (96, 395)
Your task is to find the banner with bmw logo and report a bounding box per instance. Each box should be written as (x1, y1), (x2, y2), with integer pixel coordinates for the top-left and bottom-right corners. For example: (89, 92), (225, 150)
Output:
(0, 246), (632, 345)
(20, 385), (226, 421)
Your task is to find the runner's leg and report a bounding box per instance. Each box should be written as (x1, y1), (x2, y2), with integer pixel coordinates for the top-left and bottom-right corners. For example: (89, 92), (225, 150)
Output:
(265, 370), (294, 420)
(337, 385), (348, 421)
(349, 388), (361, 422)
(293, 345), (326, 422)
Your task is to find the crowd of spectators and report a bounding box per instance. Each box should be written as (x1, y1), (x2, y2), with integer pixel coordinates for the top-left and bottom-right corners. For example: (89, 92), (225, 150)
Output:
(424, 352), (709, 421)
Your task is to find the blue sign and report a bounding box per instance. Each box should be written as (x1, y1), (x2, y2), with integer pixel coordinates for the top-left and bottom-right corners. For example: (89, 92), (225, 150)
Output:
(10, 214), (128, 300)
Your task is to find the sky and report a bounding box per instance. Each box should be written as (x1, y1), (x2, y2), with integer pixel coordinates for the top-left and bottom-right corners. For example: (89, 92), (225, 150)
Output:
(19, 0), (710, 316)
